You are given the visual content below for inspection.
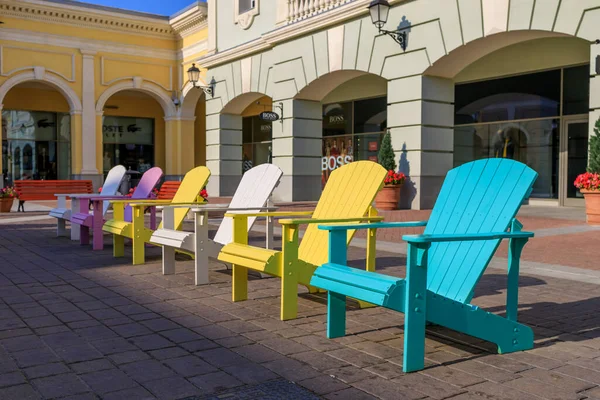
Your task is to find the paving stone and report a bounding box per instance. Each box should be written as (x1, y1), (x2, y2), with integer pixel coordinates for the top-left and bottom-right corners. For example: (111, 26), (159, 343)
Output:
(149, 347), (190, 361)
(120, 359), (176, 382)
(180, 339), (219, 352)
(102, 386), (156, 400)
(140, 318), (181, 332)
(111, 323), (153, 338)
(80, 369), (138, 394)
(214, 335), (254, 349)
(420, 365), (485, 388)
(188, 371), (243, 394)
(298, 375), (349, 395)
(466, 381), (545, 400)
(108, 350), (151, 365)
(352, 377), (425, 400)
(259, 337), (312, 356)
(91, 337), (138, 355)
(75, 325), (118, 341)
(0, 335), (44, 353)
(163, 355), (217, 377)
(67, 319), (101, 330)
(70, 359), (114, 374)
(292, 335), (344, 352)
(196, 347), (251, 368)
(350, 340), (404, 360)
(364, 362), (403, 379)
(221, 362), (279, 384)
(24, 315), (63, 329)
(0, 371), (26, 388)
(54, 344), (104, 363)
(519, 367), (595, 393)
(56, 311), (92, 323)
(23, 362), (71, 379)
(449, 359), (518, 383)
(0, 384), (41, 400)
(324, 387), (378, 399)
(291, 351), (350, 372)
(394, 372), (467, 399)
(263, 358), (322, 381)
(31, 373), (90, 398)
(553, 364), (600, 385)
(503, 376), (582, 400)
(326, 348), (383, 368)
(130, 334), (175, 351)
(144, 376), (201, 399)
(41, 331), (85, 349)
(13, 348), (59, 368)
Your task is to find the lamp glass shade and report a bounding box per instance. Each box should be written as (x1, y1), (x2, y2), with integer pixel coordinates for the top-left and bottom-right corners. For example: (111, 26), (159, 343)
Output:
(187, 63), (201, 84)
(368, 0), (390, 29)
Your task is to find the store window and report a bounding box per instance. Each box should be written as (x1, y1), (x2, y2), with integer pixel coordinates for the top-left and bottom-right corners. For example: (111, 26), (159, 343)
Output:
(242, 115), (272, 173)
(321, 97), (387, 186)
(2, 110), (71, 183)
(454, 65), (588, 200)
(102, 116), (154, 178)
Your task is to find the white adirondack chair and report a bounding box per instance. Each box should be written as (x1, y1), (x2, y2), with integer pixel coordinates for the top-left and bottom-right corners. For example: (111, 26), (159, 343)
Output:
(150, 163), (283, 285)
(49, 165), (127, 238)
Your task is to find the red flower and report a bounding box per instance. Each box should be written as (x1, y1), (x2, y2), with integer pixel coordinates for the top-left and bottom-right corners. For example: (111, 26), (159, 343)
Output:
(574, 172), (600, 191)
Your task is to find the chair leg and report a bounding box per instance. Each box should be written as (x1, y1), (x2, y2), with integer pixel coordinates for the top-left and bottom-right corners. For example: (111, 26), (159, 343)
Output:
(327, 291), (347, 338)
(113, 235), (124, 257)
(80, 225), (90, 245)
(92, 227), (103, 250)
(57, 219), (66, 237)
(403, 243), (428, 373)
(132, 237), (145, 265)
(163, 246), (175, 275)
(232, 265), (248, 302)
(280, 271), (298, 321)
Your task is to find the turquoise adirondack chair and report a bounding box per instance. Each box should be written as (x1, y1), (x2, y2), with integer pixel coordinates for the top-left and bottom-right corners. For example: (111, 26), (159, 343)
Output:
(310, 159), (537, 373)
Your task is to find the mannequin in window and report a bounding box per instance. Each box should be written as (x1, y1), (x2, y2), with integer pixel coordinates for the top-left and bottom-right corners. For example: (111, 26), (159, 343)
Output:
(494, 129), (514, 159)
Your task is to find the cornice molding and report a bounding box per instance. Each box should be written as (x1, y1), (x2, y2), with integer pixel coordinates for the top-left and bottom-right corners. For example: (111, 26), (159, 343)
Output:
(0, 28), (178, 60)
(200, 0), (407, 69)
(0, 0), (175, 39)
(179, 39), (208, 61)
(170, 4), (208, 39)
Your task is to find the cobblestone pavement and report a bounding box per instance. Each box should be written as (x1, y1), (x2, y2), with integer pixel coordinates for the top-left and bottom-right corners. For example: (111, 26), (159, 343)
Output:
(1, 215), (600, 399)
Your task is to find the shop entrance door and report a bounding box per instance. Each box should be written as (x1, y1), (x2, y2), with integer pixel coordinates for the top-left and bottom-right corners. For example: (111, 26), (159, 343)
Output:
(560, 117), (589, 207)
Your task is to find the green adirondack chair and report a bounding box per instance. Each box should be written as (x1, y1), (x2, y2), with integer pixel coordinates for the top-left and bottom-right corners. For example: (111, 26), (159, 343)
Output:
(310, 158), (538, 373)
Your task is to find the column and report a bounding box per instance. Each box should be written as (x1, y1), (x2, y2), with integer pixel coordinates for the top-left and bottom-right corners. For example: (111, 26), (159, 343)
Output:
(180, 118), (197, 173)
(271, 99), (322, 202)
(79, 49), (102, 188)
(163, 117), (196, 180)
(95, 112), (103, 174)
(205, 106), (242, 196)
(387, 75), (454, 210)
(0, 105), (3, 186)
(70, 111), (83, 177)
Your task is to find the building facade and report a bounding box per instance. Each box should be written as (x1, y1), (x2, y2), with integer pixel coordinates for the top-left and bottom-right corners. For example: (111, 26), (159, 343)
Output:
(0, 0), (209, 189)
(1, 0), (599, 209)
(201, 0), (600, 208)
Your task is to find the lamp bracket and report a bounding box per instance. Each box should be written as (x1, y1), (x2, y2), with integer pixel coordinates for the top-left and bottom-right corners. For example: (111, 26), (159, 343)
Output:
(192, 81), (214, 98)
(379, 27), (408, 51)
(274, 102), (283, 124)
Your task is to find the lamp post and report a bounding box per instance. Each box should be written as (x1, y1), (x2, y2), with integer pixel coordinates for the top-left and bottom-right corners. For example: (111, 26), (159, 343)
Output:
(187, 63), (214, 97)
(368, 0), (409, 51)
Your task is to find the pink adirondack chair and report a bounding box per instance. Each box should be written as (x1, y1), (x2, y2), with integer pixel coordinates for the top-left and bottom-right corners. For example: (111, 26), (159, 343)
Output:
(71, 167), (164, 250)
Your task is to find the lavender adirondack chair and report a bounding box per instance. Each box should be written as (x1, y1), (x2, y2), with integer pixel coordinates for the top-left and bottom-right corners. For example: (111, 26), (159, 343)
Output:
(70, 167), (164, 250)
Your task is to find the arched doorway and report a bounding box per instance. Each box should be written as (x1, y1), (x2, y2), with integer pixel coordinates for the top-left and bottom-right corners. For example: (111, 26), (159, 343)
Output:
(1, 80), (76, 185)
(428, 33), (591, 206)
(181, 82), (207, 168)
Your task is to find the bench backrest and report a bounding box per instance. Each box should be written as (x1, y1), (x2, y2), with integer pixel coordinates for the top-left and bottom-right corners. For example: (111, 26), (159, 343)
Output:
(156, 181), (181, 200)
(298, 161), (387, 267)
(99, 165), (127, 215)
(425, 158), (537, 304)
(15, 180), (93, 201)
(159, 166), (211, 230)
(124, 167), (164, 221)
(213, 164), (283, 246)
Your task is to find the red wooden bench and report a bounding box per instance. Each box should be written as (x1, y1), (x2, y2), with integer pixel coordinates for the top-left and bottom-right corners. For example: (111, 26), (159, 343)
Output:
(14, 180), (93, 212)
(156, 181), (181, 200)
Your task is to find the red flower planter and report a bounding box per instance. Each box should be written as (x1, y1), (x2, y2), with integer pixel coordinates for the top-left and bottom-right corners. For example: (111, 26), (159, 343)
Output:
(375, 184), (401, 211)
(0, 198), (14, 213)
(582, 189), (600, 225)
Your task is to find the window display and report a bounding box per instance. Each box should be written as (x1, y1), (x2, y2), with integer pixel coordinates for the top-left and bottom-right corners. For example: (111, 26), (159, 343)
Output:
(242, 115), (272, 173)
(321, 97), (387, 187)
(102, 116), (154, 178)
(2, 110), (71, 183)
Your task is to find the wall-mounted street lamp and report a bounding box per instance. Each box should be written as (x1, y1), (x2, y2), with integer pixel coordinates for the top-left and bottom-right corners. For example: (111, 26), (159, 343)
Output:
(368, 0), (409, 51)
(187, 63), (214, 98)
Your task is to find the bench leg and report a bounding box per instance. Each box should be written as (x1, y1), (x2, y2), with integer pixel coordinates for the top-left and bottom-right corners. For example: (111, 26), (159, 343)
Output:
(163, 246), (175, 275)
(57, 219), (66, 237)
(327, 292), (347, 338)
(113, 235), (125, 257)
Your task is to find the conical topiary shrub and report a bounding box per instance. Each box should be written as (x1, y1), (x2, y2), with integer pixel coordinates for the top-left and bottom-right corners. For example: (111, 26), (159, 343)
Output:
(378, 130), (397, 172)
(375, 131), (405, 210)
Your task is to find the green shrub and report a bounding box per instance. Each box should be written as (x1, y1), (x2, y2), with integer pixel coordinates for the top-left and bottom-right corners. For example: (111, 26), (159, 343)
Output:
(378, 131), (396, 172)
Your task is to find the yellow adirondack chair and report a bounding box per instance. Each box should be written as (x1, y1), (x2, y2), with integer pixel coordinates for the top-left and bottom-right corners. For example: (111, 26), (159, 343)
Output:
(103, 166), (211, 265)
(218, 161), (387, 321)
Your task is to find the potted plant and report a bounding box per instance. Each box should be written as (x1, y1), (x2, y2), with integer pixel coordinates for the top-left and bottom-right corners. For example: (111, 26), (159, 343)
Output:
(575, 117), (600, 225)
(375, 131), (406, 210)
(0, 187), (19, 213)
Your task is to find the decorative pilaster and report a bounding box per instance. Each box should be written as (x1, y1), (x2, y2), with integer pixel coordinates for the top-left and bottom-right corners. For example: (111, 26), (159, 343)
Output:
(80, 49), (98, 175)
(0, 104), (3, 186)
(70, 111), (83, 176)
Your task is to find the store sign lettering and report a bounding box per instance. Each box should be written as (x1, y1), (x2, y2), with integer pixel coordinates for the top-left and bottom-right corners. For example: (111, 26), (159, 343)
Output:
(259, 111), (279, 122)
(102, 124), (142, 133)
(329, 115), (344, 124)
(322, 155), (353, 171)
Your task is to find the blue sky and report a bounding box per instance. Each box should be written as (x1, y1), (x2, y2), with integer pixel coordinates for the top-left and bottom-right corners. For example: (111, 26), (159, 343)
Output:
(82, 0), (202, 16)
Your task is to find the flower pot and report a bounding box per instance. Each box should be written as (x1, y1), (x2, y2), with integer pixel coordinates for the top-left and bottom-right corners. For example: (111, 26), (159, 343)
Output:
(582, 189), (600, 225)
(375, 184), (401, 211)
(0, 198), (14, 213)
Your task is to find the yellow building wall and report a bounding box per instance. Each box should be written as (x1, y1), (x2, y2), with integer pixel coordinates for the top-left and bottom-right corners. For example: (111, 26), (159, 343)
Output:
(3, 87), (70, 113)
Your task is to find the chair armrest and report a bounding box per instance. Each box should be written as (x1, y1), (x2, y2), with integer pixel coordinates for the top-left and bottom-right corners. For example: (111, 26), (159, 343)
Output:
(279, 216), (384, 226)
(224, 211), (313, 218)
(318, 221), (428, 231)
(402, 231), (534, 244)
(189, 206), (279, 213)
(109, 199), (173, 206)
